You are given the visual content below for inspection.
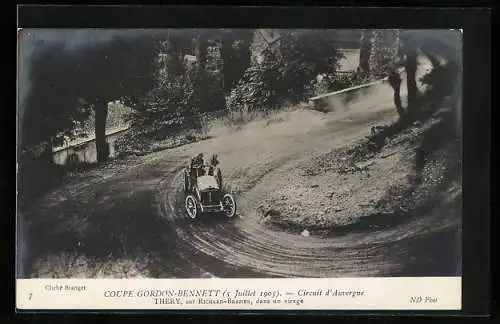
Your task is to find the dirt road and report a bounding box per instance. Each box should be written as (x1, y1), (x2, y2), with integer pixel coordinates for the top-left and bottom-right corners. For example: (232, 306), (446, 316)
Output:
(21, 81), (461, 278)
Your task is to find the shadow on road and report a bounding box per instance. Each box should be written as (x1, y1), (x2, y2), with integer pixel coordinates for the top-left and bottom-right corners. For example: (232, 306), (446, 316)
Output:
(20, 163), (181, 277)
(20, 161), (269, 278)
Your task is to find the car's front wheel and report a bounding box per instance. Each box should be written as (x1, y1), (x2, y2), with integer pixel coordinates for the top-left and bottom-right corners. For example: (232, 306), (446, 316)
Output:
(185, 195), (199, 219)
(222, 193), (236, 218)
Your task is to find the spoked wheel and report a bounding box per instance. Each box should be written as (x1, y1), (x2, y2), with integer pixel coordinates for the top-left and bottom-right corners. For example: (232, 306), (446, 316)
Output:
(222, 194), (236, 218)
(185, 195), (198, 219)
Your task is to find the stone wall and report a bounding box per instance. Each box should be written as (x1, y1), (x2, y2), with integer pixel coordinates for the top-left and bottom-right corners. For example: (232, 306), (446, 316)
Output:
(53, 101), (132, 154)
(53, 127), (130, 167)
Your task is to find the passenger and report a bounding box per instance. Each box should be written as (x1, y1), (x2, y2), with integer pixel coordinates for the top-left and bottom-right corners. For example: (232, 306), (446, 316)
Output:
(210, 154), (219, 166)
(208, 154), (220, 182)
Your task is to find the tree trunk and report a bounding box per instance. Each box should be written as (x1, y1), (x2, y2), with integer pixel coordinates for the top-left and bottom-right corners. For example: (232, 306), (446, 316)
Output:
(220, 35), (232, 93)
(368, 29), (381, 76)
(195, 34), (208, 76)
(195, 34), (209, 113)
(394, 87), (405, 118)
(405, 47), (419, 118)
(388, 70), (405, 119)
(393, 29), (401, 61)
(359, 29), (371, 74)
(94, 102), (109, 162)
(161, 35), (185, 78)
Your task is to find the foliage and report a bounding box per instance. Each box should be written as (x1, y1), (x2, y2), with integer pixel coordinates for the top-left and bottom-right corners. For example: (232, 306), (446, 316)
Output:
(400, 30), (462, 118)
(279, 30), (343, 99)
(71, 36), (160, 108)
(21, 42), (91, 149)
(20, 30), (164, 163)
(71, 34), (163, 161)
(370, 52), (399, 79)
(227, 30), (343, 112)
(324, 71), (371, 92)
(401, 30), (462, 65)
(227, 49), (283, 112)
(122, 29), (240, 149)
(128, 68), (202, 138)
(220, 30), (254, 93)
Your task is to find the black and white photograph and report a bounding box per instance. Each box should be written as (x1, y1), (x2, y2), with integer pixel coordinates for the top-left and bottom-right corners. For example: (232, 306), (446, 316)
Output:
(17, 28), (463, 280)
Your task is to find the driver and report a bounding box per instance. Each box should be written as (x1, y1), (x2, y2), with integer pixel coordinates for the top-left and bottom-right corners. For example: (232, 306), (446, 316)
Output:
(190, 153), (205, 177)
(191, 153), (204, 167)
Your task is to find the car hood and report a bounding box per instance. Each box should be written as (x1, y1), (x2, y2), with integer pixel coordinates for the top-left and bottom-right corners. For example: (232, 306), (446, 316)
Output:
(197, 175), (219, 191)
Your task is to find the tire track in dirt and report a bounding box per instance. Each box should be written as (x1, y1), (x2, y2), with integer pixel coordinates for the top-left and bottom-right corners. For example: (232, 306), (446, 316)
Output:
(152, 100), (460, 278)
(155, 154), (459, 278)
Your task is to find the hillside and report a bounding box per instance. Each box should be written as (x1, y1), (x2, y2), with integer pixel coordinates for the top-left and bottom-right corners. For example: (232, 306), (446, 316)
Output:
(254, 101), (460, 237)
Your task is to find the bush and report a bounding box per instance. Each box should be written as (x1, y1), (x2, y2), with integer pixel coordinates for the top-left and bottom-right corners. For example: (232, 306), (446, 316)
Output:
(226, 49), (283, 112)
(227, 30), (344, 112)
(127, 69), (203, 137)
(326, 71), (371, 92)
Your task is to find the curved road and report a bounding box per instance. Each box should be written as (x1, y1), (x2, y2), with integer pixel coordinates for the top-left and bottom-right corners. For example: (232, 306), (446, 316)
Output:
(23, 84), (461, 278)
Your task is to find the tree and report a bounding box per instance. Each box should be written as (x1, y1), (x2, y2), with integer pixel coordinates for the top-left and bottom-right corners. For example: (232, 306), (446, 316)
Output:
(191, 32), (212, 114)
(279, 30), (343, 102)
(153, 29), (254, 114)
(400, 30), (462, 118)
(404, 44), (419, 117)
(20, 41), (91, 161)
(167, 29), (227, 115)
(388, 67), (406, 119)
(159, 34), (186, 78)
(129, 67), (201, 138)
(359, 29), (371, 74)
(227, 48), (283, 112)
(21, 31), (163, 163)
(220, 29), (253, 93)
(228, 29), (343, 111)
(127, 30), (218, 138)
(64, 33), (162, 162)
(358, 29), (401, 79)
(192, 29), (254, 112)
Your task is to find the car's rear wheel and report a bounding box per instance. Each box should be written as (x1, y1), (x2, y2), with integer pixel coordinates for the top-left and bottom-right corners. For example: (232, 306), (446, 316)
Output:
(185, 195), (198, 219)
(222, 193), (236, 218)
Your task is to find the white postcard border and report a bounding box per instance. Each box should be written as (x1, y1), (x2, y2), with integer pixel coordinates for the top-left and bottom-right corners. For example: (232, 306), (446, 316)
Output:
(17, 277), (462, 310)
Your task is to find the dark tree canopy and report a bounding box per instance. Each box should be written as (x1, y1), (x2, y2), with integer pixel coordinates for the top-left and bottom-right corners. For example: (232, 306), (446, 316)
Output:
(21, 41), (90, 149)
(20, 30), (165, 161)
(400, 30), (462, 117)
(72, 35), (161, 106)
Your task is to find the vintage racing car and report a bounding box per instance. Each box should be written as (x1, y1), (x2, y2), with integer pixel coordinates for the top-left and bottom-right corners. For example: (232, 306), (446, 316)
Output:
(183, 162), (236, 219)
